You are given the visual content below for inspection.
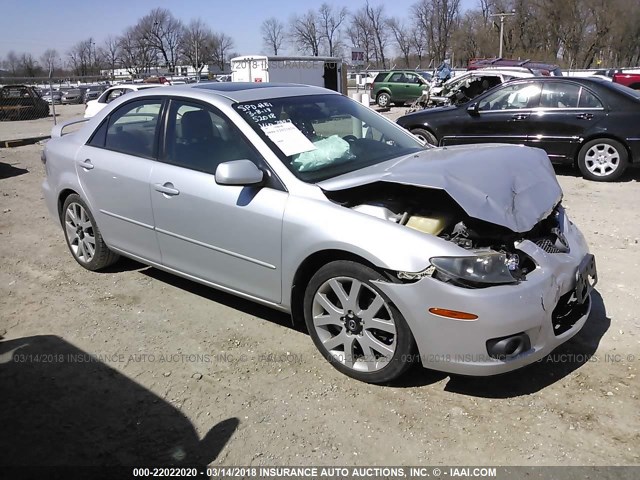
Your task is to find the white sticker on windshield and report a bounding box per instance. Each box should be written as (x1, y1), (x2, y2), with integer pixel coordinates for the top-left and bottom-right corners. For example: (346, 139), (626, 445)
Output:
(261, 122), (317, 157)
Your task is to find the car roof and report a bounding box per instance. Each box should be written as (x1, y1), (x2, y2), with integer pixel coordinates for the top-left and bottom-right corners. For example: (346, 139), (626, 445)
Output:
(189, 82), (336, 102)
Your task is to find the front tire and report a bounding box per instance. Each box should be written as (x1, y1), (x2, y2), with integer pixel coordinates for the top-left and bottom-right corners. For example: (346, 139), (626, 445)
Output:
(376, 92), (391, 108)
(410, 128), (438, 146)
(61, 194), (119, 271)
(303, 261), (416, 384)
(577, 138), (628, 182)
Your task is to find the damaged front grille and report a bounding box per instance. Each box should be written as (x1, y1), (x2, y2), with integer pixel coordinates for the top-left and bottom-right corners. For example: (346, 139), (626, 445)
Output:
(536, 238), (565, 254)
(552, 290), (590, 336)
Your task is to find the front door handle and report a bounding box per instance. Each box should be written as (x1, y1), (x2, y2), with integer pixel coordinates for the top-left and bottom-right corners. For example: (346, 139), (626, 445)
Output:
(576, 113), (594, 120)
(80, 159), (94, 170)
(511, 113), (529, 120)
(154, 182), (180, 196)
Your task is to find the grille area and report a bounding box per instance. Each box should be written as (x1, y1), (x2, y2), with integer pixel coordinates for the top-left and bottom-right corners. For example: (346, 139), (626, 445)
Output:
(536, 238), (565, 254)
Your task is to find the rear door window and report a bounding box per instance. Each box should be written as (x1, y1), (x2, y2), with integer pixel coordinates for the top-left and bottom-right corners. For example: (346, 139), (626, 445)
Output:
(578, 88), (603, 108)
(101, 100), (163, 158)
(539, 82), (580, 108)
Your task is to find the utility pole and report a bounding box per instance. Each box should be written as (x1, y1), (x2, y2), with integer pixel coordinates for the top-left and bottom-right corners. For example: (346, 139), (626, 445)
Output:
(195, 41), (199, 82)
(489, 11), (515, 58)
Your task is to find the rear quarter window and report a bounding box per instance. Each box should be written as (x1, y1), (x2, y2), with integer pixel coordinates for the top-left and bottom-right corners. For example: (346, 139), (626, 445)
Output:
(374, 72), (387, 82)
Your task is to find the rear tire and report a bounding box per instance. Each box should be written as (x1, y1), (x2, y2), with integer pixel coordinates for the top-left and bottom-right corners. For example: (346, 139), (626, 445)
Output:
(410, 128), (438, 146)
(61, 194), (119, 271)
(577, 138), (628, 182)
(303, 260), (416, 384)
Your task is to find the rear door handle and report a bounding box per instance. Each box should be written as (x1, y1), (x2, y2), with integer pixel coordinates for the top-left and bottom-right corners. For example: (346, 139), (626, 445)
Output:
(154, 182), (180, 196)
(79, 159), (94, 170)
(576, 113), (594, 120)
(511, 113), (529, 120)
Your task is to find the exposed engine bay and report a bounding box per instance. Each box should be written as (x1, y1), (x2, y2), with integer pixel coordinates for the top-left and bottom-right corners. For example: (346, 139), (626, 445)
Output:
(325, 182), (570, 283)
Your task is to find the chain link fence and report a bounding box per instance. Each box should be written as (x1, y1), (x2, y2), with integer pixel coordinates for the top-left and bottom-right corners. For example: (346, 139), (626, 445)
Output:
(0, 76), (108, 127)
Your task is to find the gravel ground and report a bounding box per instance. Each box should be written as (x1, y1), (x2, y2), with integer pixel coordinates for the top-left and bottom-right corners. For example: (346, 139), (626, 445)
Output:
(0, 104), (86, 142)
(0, 112), (639, 467)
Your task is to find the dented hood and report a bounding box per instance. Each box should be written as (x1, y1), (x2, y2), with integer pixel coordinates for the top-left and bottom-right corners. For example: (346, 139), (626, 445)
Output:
(318, 144), (563, 233)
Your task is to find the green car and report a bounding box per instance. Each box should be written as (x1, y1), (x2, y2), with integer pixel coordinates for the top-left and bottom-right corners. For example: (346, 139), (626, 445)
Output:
(370, 70), (431, 108)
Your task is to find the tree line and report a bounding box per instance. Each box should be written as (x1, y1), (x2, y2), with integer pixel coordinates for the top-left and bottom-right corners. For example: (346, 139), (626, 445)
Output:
(0, 8), (235, 78)
(1, 0), (639, 78)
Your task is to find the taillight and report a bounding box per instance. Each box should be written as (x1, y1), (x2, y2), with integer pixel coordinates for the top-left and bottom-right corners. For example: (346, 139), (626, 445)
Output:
(370, 82), (374, 90)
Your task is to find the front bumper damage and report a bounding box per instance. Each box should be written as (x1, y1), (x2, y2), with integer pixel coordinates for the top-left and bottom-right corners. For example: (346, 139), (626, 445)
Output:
(373, 215), (596, 376)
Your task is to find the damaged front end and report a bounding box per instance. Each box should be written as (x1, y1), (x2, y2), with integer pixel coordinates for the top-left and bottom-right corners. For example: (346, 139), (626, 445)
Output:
(317, 145), (596, 375)
(324, 181), (571, 288)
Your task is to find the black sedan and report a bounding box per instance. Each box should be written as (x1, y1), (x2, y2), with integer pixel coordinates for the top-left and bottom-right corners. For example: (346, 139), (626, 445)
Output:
(397, 77), (640, 181)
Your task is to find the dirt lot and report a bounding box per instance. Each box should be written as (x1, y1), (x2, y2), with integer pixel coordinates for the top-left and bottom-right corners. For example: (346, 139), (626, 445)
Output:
(0, 111), (639, 467)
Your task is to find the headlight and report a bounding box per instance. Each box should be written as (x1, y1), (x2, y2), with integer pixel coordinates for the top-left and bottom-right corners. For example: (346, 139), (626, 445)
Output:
(430, 253), (517, 286)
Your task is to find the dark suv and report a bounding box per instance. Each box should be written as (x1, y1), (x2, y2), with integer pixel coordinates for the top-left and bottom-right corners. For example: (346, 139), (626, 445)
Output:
(370, 70), (430, 108)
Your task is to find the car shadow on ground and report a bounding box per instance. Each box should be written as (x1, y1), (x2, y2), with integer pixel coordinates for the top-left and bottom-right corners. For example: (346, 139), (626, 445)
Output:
(0, 162), (28, 180)
(139, 267), (302, 333)
(0, 335), (239, 467)
(114, 263), (609, 395)
(392, 289), (610, 396)
(100, 256), (150, 273)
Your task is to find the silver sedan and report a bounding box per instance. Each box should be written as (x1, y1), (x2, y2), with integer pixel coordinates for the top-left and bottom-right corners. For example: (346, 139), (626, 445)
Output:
(41, 83), (597, 383)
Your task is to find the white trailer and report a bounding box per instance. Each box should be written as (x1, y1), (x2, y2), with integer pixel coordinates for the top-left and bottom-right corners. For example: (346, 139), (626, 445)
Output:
(230, 55), (346, 94)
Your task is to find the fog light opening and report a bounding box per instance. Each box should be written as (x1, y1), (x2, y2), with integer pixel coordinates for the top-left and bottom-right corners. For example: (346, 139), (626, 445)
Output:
(486, 332), (531, 360)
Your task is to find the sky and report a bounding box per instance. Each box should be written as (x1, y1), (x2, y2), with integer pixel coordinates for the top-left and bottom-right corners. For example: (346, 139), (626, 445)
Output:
(0, 0), (476, 62)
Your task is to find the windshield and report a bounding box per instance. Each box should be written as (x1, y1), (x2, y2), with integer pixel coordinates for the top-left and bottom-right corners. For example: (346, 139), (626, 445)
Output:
(234, 94), (425, 182)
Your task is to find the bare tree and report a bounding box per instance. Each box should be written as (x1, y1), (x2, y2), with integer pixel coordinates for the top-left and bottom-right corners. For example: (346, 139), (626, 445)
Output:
(40, 49), (59, 76)
(387, 18), (412, 67)
(364, 1), (389, 69)
(118, 27), (155, 76)
(138, 8), (183, 72)
(348, 8), (376, 65)
(68, 39), (92, 76)
(211, 33), (234, 71)
(4, 51), (20, 76)
(413, 0), (461, 64)
(261, 17), (285, 55)
(180, 19), (214, 75)
(290, 10), (322, 56)
(409, 23), (427, 67)
(318, 3), (348, 57)
(100, 36), (120, 78)
(20, 53), (40, 77)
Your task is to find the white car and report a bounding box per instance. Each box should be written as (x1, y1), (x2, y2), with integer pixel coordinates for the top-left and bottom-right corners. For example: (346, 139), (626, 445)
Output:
(84, 84), (167, 118)
(430, 67), (538, 96)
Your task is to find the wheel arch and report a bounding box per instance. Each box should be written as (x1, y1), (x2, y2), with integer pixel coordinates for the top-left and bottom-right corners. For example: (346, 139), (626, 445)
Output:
(408, 125), (439, 144)
(576, 134), (633, 165)
(57, 188), (80, 224)
(289, 249), (387, 325)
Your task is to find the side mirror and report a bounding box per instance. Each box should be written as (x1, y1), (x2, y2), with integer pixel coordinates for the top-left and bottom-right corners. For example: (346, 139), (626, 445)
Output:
(215, 160), (264, 186)
(467, 103), (480, 115)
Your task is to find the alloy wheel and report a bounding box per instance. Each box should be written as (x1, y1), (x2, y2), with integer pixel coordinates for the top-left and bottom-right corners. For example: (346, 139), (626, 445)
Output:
(64, 202), (96, 264)
(311, 276), (397, 372)
(584, 143), (620, 177)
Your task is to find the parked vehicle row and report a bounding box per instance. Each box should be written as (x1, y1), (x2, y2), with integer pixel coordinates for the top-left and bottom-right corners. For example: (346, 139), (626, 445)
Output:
(397, 77), (640, 181)
(83, 84), (167, 118)
(406, 67), (538, 112)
